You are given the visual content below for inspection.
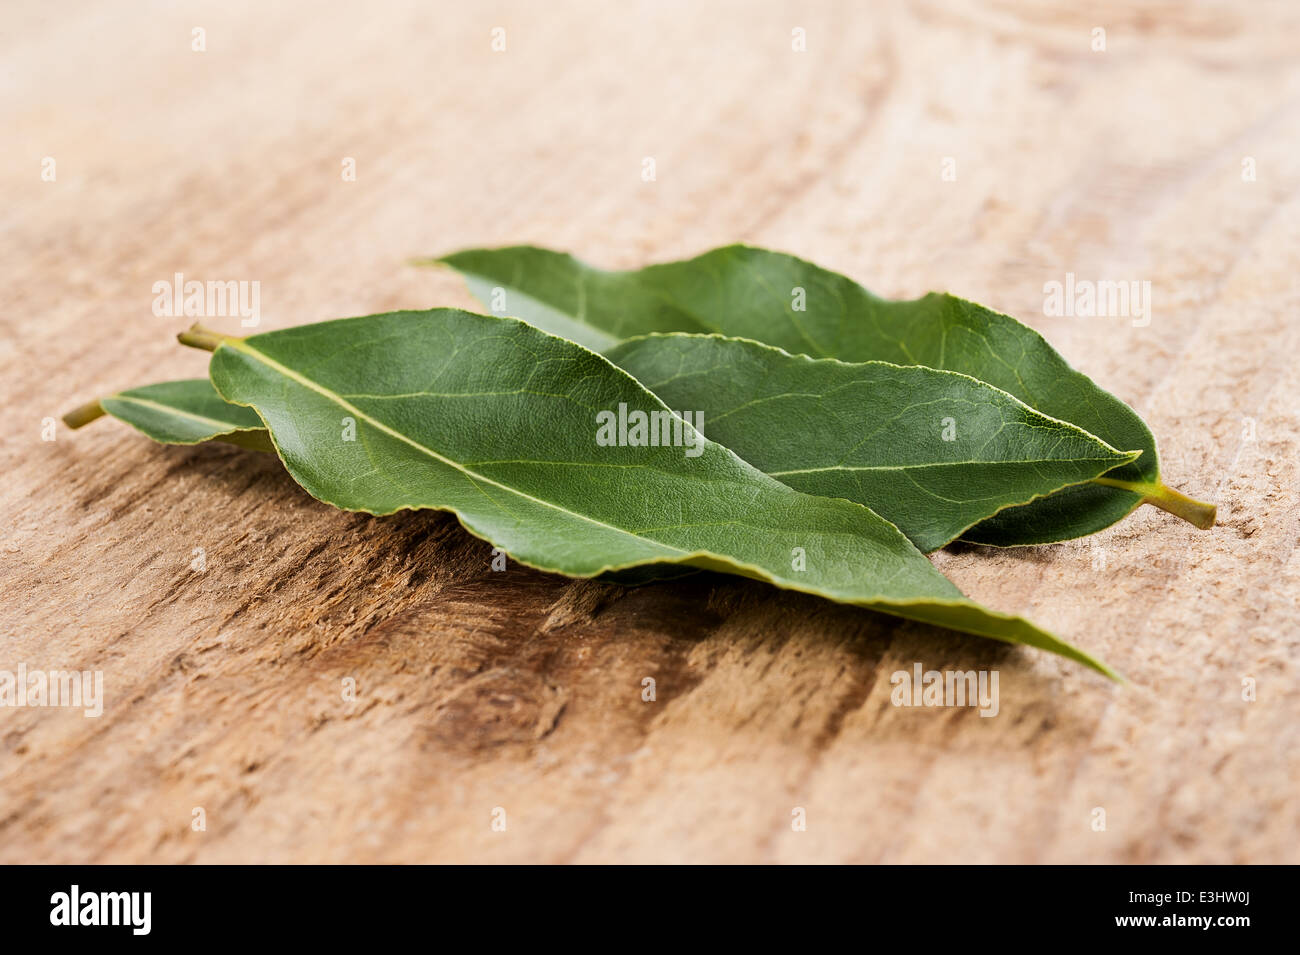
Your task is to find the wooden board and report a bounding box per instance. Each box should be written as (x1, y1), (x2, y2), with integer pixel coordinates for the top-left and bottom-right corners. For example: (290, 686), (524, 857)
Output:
(2, 0), (1297, 863)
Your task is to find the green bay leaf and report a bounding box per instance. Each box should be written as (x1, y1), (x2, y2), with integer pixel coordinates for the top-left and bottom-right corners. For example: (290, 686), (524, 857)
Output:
(66, 377), (680, 586)
(431, 245), (1215, 543)
(63, 379), (274, 452)
(607, 333), (1140, 552)
(132, 309), (1115, 675)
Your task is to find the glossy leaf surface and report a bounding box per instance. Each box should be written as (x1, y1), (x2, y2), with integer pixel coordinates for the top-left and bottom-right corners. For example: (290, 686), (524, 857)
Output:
(607, 333), (1139, 552)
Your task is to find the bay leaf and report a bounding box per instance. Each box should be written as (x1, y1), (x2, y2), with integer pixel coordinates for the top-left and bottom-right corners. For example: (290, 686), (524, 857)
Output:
(430, 245), (1215, 544)
(62, 379), (274, 452)
(65, 377), (680, 585)
(606, 333), (1140, 552)
(145, 310), (1117, 675)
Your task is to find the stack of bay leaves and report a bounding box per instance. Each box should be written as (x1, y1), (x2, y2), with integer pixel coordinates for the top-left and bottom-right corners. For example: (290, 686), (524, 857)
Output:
(65, 245), (1217, 680)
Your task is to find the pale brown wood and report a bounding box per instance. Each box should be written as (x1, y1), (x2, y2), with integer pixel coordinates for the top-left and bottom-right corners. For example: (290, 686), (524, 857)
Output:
(2, 0), (1297, 863)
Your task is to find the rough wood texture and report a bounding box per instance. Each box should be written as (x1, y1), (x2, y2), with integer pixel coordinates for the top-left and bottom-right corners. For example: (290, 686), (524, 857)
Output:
(3, 0), (1297, 863)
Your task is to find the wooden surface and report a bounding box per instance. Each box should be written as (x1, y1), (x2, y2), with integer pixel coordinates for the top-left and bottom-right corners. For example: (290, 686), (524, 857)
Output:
(3, 0), (1298, 864)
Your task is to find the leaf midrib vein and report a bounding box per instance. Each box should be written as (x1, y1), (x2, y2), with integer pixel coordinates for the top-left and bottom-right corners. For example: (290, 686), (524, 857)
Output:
(767, 455), (1124, 477)
(224, 340), (691, 555)
(109, 394), (251, 432)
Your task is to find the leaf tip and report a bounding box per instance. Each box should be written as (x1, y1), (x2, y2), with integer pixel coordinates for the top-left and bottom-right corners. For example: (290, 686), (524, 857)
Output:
(1097, 660), (1126, 683)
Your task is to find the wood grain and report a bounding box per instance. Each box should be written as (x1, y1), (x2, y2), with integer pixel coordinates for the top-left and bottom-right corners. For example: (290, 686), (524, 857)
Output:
(2, 0), (1297, 863)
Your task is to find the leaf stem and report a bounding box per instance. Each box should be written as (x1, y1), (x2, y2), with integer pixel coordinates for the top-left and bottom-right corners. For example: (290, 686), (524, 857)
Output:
(177, 323), (242, 353)
(1092, 477), (1217, 529)
(62, 399), (106, 429)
